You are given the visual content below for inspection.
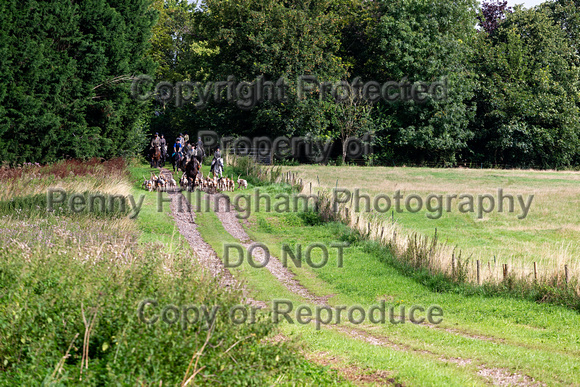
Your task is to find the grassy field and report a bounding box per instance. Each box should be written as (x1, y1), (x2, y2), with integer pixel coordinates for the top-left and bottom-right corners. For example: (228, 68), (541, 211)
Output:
(198, 176), (580, 386)
(3, 158), (579, 385)
(285, 165), (580, 281)
(0, 159), (343, 386)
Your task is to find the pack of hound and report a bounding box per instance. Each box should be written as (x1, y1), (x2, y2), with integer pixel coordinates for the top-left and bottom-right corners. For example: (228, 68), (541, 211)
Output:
(179, 171), (248, 193)
(142, 172), (177, 192)
(143, 171), (247, 193)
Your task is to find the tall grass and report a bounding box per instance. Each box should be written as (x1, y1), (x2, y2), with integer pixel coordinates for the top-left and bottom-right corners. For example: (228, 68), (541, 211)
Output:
(234, 155), (580, 310)
(0, 158), (131, 201)
(227, 153), (303, 190)
(0, 158), (343, 386)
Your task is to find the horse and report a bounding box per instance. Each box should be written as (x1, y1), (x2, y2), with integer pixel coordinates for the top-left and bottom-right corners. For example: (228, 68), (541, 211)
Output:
(194, 145), (204, 165)
(179, 152), (190, 173)
(160, 145), (167, 166)
(150, 146), (161, 168)
(184, 156), (200, 191)
(210, 157), (223, 178)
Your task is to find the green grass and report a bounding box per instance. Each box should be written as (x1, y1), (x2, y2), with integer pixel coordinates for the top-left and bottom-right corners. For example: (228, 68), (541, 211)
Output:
(193, 177), (580, 386)
(0, 160), (346, 386)
(286, 165), (580, 271)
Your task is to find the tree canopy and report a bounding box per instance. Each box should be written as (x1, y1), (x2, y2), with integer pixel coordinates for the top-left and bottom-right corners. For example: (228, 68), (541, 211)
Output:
(1, 0), (579, 168)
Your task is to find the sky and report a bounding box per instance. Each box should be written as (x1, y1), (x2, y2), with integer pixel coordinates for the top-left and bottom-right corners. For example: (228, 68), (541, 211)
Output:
(186, 0), (550, 12)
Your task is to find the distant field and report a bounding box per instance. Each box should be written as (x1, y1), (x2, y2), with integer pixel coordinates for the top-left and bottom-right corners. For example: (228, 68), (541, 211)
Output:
(286, 165), (580, 275)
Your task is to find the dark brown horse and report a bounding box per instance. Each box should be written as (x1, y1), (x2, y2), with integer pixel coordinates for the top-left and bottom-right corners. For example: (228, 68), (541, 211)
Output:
(184, 156), (200, 191)
(150, 146), (161, 168)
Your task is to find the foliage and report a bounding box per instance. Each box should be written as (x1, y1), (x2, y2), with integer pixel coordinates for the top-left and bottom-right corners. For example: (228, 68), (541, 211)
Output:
(0, 231), (339, 385)
(477, 0), (513, 34)
(2, 0), (580, 167)
(339, 0), (479, 165)
(469, 5), (580, 167)
(0, 0), (157, 164)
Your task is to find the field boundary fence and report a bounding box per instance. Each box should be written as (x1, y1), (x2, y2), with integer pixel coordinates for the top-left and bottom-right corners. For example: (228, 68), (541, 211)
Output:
(227, 153), (579, 301)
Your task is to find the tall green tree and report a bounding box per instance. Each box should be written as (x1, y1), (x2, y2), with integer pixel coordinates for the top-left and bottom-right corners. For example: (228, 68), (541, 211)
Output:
(151, 0), (348, 149)
(470, 5), (580, 167)
(0, 0), (157, 164)
(346, 0), (479, 165)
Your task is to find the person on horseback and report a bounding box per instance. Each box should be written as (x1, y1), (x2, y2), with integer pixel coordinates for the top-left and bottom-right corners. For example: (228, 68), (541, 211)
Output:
(150, 133), (162, 167)
(210, 146), (223, 178)
(150, 133), (160, 149)
(172, 137), (183, 171)
(160, 134), (167, 163)
(173, 138), (182, 155)
(196, 136), (205, 163)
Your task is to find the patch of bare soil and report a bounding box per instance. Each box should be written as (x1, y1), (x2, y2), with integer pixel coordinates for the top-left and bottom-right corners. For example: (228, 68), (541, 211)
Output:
(335, 326), (542, 386)
(476, 366), (545, 387)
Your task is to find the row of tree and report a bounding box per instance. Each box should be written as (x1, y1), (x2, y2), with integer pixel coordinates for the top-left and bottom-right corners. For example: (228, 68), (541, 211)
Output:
(148, 0), (580, 168)
(1, 0), (579, 167)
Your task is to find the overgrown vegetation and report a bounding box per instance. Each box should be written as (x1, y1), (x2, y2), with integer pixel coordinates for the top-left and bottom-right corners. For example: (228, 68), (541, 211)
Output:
(0, 159), (344, 385)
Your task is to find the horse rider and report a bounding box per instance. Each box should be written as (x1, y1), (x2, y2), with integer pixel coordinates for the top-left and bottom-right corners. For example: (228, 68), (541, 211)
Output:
(211, 146), (223, 178)
(183, 133), (189, 145)
(159, 134), (167, 161)
(150, 132), (161, 149)
(196, 136), (205, 158)
(173, 137), (183, 162)
(184, 142), (194, 159)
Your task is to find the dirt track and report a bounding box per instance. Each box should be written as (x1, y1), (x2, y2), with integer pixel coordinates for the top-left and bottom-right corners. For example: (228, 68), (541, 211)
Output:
(160, 168), (542, 387)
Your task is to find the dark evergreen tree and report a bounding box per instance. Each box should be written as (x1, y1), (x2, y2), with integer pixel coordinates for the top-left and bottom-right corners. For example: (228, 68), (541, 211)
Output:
(0, 0), (157, 164)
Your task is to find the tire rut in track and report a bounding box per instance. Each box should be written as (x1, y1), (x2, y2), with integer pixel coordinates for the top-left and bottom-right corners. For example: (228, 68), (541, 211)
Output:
(160, 168), (265, 308)
(208, 193), (329, 306)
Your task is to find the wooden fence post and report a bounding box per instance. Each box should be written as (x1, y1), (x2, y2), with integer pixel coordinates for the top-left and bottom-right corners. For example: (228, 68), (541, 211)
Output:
(477, 260), (481, 285)
(565, 264), (570, 284)
(503, 264), (508, 280)
(533, 262), (538, 281)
